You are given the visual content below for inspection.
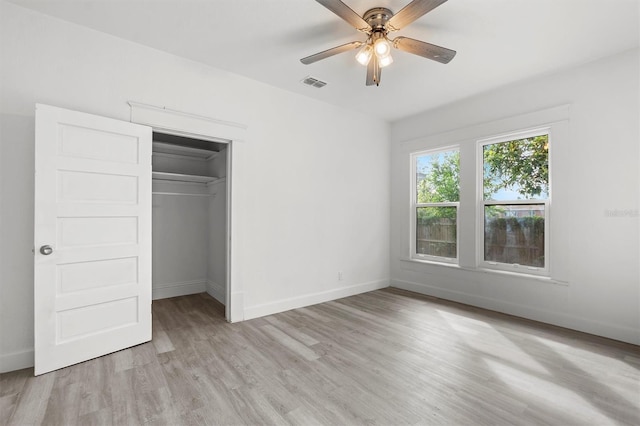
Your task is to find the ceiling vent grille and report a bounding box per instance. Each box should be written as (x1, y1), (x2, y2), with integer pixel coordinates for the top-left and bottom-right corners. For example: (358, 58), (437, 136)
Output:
(301, 76), (327, 88)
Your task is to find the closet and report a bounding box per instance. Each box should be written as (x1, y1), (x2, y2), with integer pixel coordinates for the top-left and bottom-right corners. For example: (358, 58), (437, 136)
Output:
(151, 132), (227, 306)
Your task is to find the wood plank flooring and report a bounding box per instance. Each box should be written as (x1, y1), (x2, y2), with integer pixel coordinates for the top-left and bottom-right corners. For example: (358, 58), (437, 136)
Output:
(2, 288), (639, 425)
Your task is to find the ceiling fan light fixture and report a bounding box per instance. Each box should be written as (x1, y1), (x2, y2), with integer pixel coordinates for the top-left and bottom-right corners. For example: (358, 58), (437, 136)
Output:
(355, 44), (373, 66)
(373, 37), (391, 57)
(378, 53), (394, 68)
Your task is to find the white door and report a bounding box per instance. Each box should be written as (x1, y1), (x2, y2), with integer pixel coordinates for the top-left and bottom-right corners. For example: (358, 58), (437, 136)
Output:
(34, 104), (152, 375)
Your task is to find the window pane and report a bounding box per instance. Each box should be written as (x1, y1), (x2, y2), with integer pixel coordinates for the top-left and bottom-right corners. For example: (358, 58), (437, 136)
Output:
(416, 207), (457, 258)
(483, 135), (549, 201)
(416, 150), (459, 203)
(484, 205), (545, 267)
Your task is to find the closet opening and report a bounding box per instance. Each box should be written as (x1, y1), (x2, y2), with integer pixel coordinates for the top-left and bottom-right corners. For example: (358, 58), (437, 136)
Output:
(151, 131), (230, 320)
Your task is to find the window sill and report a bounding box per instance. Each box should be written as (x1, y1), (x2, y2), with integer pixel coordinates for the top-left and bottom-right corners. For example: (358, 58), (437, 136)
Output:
(407, 257), (461, 269)
(399, 257), (569, 286)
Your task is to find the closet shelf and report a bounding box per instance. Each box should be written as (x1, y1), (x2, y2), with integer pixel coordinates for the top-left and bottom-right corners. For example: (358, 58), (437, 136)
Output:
(152, 171), (219, 184)
(152, 141), (218, 159)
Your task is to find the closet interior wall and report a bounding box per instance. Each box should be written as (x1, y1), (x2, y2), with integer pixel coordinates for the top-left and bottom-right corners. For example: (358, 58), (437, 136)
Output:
(151, 134), (227, 305)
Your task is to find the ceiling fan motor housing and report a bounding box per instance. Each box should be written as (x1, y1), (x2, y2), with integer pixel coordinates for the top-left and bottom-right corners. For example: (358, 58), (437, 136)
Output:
(363, 7), (393, 33)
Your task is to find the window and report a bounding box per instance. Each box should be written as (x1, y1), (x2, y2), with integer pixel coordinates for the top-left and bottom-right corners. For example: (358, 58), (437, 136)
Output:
(411, 148), (459, 262)
(479, 130), (550, 274)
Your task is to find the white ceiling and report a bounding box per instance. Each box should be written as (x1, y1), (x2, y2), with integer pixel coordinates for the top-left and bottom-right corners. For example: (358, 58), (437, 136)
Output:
(8, 0), (640, 121)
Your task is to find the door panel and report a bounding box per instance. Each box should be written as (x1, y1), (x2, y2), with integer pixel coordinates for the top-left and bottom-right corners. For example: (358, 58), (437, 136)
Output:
(57, 216), (138, 247)
(58, 171), (139, 203)
(34, 104), (152, 375)
(58, 124), (140, 163)
(57, 257), (138, 294)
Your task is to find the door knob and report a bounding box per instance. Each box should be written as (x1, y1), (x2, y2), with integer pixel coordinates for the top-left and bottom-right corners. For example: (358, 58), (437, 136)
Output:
(39, 245), (53, 255)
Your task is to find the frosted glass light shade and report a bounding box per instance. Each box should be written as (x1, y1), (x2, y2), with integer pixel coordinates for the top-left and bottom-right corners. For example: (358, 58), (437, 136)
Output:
(374, 38), (391, 57)
(378, 53), (394, 68)
(355, 45), (373, 66)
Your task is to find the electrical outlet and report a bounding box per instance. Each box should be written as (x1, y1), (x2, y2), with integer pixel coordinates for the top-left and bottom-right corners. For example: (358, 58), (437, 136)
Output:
(338, 271), (343, 281)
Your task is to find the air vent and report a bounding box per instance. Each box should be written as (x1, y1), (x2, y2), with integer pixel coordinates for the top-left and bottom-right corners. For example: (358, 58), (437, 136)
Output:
(301, 76), (327, 88)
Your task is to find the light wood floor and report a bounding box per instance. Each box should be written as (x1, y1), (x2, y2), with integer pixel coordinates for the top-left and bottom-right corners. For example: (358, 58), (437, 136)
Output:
(2, 288), (639, 425)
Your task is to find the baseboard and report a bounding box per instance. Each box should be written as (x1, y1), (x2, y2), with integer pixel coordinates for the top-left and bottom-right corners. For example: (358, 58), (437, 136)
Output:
(152, 279), (207, 300)
(391, 279), (640, 345)
(206, 280), (225, 305)
(0, 349), (34, 373)
(244, 279), (390, 321)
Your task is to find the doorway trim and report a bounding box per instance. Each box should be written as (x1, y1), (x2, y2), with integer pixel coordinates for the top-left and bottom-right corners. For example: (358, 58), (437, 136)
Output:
(128, 101), (246, 322)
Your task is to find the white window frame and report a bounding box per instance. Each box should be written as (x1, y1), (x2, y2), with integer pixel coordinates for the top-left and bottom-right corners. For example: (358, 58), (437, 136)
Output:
(476, 127), (551, 276)
(410, 146), (460, 264)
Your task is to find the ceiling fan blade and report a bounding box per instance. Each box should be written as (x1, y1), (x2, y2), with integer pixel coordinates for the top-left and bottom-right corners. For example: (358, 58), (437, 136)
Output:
(393, 36), (456, 64)
(366, 55), (381, 86)
(300, 41), (364, 65)
(386, 0), (448, 31)
(315, 0), (372, 32)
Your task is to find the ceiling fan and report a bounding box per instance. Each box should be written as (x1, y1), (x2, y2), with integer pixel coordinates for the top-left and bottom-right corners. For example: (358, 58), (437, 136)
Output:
(300, 0), (456, 86)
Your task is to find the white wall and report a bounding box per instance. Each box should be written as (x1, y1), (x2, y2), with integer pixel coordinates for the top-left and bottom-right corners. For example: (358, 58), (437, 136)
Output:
(207, 147), (228, 304)
(0, 1), (390, 372)
(390, 48), (640, 345)
(152, 190), (209, 299)
(207, 178), (227, 304)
